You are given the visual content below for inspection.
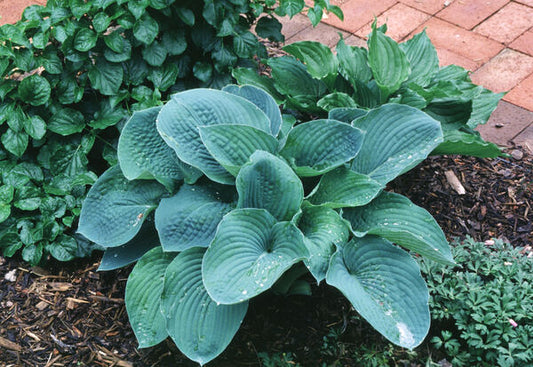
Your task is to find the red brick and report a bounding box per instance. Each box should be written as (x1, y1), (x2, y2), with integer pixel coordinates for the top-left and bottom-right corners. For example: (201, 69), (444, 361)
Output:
(399, 0), (448, 15)
(476, 101), (533, 146)
(474, 2), (533, 44)
(286, 22), (348, 48)
(435, 47), (481, 71)
(513, 0), (533, 6)
(320, 0), (397, 33)
(470, 49), (533, 93)
(436, 0), (509, 30)
(412, 18), (503, 64)
(0, 0), (45, 24)
(513, 125), (533, 153)
(510, 30), (533, 56)
(504, 73), (533, 112)
(355, 3), (431, 41)
(278, 14), (312, 39)
(343, 34), (367, 48)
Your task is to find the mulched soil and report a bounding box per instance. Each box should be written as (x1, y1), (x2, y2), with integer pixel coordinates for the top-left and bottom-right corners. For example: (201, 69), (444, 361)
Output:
(1, 147), (531, 367)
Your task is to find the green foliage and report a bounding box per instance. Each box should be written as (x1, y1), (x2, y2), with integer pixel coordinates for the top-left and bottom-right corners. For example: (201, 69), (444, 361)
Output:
(423, 238), (533, 366)
(233, 24), (504, 158)
(0, 0), (339, 265)
(78, 86), (454, 364)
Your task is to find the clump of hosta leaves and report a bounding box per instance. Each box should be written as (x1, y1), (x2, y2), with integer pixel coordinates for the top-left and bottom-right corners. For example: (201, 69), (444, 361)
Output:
(233, 23), (504, 158)
(78, 85), (454, 365)
(0, 0), (341, 265)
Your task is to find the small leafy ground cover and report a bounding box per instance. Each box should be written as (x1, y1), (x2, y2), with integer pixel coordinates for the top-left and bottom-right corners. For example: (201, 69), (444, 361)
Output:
(1, 149), (530, 366)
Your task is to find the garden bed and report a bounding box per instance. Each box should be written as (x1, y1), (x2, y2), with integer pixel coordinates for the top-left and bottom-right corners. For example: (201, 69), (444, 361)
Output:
(1, 147), (530, 366)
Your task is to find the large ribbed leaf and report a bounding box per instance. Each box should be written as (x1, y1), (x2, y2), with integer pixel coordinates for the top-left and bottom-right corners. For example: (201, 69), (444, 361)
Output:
(78, 166), (167, 248)
(231, 67), (284, 104)
(267, 56), (327, 98)
(202, 208), (308, 304)
(298, 204), (350, 283)
(351, 104), (443, 185)
(400, 30), (439, 87)
(236, 151), (303, 221)
(326, 236), (430, 349)
(367, 26), (410, 98)
(156, 89), (271, 184)
(283, 41), (338, 88)
(424, 100), (472, 128)
(280, 119), (364, 177)
(223, 84), (282, 136)
(342, 191), (453, 264)
(199, 124), (279, 176)
(432, 129), (502, 158)
(161, 248), (247, 365)
(328, 107), (368, 123)
(308, 166), (383, 208)
(98, 221), (159, 271)
(317, 92), (358, 111)
(336, 37), (372, 84)
(155, 184), (235, 252)
(118, 106), (201, 189)
(125, 247), (175, 348)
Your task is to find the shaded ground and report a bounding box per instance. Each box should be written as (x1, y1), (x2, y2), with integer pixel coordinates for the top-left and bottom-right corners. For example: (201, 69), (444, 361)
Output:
(1, 147), (531, 367)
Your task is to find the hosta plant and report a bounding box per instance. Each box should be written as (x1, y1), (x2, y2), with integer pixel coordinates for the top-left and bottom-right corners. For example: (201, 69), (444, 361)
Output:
(0, 0), (341, 264)
(78, 86), (454, 364)
(233, 23), (504, 158)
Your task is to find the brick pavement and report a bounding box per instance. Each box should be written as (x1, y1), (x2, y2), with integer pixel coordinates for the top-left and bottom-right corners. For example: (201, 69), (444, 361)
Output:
(281, 0), (533, 151)
(0, 0), (531, 150)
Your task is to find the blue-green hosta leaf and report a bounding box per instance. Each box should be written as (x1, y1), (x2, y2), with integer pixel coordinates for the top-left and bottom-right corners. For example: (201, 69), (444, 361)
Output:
(432, 64), (470, 82)
(236, 151), (303, 221)
(298, 204), (350, 283)
(156, 89), (271, 184)
(351, 104), (443, 185)
(98, 221), (160, 271)
(469, 89), (504, 128)
(400, 30), (439, 87)
(202, 208), (308, 304)
(155, 184), (235, 252)
(328, 107), (368, 124)
(283, 41), (338, 88)
(280, 119), (364, 177)
(222, 84), (282, 136)
(326, 236), (430, 349)
(125, 247), (175, 348)
(78, 166), (167, 248)
(161, 248), (248, 365)
(231, 68), (285, 104)
(367, 25), (410, 99)
(342, 191), (453, 264)
(266, 56), (327, 99)
(424, 100), (472, 128)
(336, 37), (372, 84)
(388, 88), (427, 109)
(199, 124), (279, 176)
(308, 166), (383, 208)
(118, 106), (201, 189)
(317, 92), (358, 111)
(432, 129), (502, 158)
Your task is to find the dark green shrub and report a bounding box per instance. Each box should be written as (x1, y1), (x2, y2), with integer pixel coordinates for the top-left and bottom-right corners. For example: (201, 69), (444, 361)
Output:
(0, 0), (341, 264)
(233, 23), (504, 158)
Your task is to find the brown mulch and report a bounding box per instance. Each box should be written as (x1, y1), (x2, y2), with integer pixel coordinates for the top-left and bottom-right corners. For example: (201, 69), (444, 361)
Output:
(1, 147), (531, 367)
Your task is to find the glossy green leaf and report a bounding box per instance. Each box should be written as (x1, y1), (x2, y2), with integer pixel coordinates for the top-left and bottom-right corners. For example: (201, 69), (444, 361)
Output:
(133, 13), (159, 44)
(367, 25), (410, 98)
(233, 31), (258, 58)
(48, 108), (85, 136)
(18, 75), (51, 106)
(73, 28), (97, 52)
(2, 129), (28, 157)
(222, 84), (282, 136)
(161, 29), (187, 56)
(199, 124), (279, 176)
(308, 166), (383, 208)
(203, 208), (308, 304)
(351, 104), (443, 185)
(424, 100), (472, 128)
(342, 191), (453, 264)
(118, 106), (200, 189)
(88, 59), (123, 96)
(78, 166), (167, 248)
(280, 119), (363, 177)
(125, 247), (175, 348)
(142, 41), (167, 67)
(98, 221), (160, 271)
(161, 248), (248, 365)
(298, 204), (349, 283)
(155, 184), (235, 252)
(283, 41), (338, 87)
(236, 151), (303, 221)
(255, 16), (284, 42)
(326, 236), (430, 349)
(400, 30), (439, 87)
(156, 89), (271, 184)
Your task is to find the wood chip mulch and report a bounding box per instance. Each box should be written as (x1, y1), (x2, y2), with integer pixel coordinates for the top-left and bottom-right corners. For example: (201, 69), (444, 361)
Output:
(1, 147), (531, 367)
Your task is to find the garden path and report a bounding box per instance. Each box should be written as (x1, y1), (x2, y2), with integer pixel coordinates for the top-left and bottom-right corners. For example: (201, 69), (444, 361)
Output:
(1, 0), (531, 151)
